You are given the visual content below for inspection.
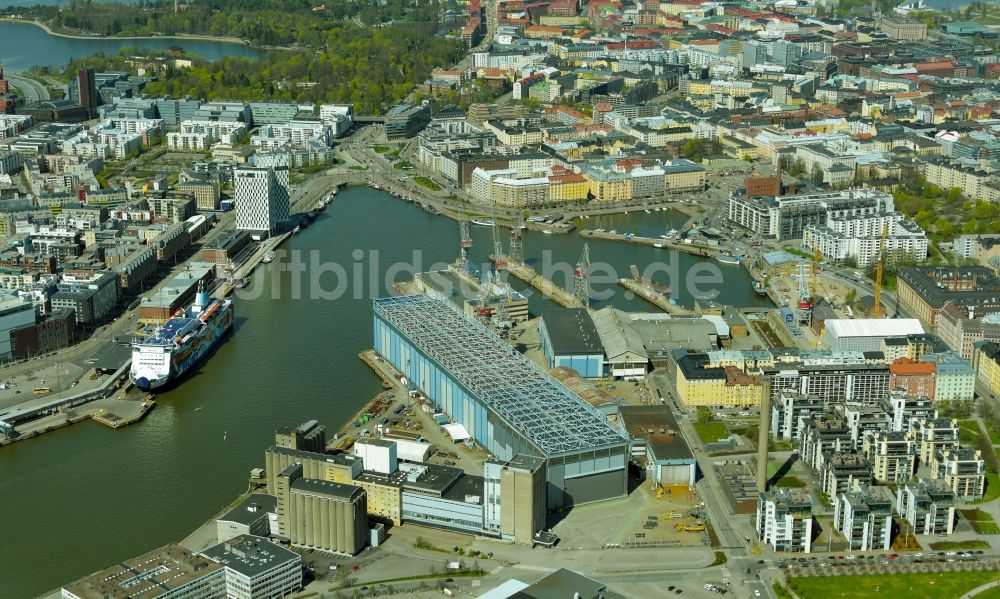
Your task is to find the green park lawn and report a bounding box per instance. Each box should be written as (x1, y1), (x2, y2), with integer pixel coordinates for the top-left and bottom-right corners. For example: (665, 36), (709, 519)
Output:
(959, 419), (981, 444)
(928, 539), (991, 551)
(413, 176), (441, 191)
(788, 571), (1000, 599)
(961, 509), (1000, 534)
(693, 421), (728, 443)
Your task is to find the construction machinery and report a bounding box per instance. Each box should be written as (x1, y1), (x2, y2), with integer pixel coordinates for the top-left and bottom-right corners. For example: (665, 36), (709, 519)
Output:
(509, 223), (524, 265)
(675, 522), (706, 532)
(795, 260), (811, 325)
(811, 244), (822, 309)
(660, 511), (682, 520)
(458, 219), (473, 264)
(491, 201), (504, 272)
(873, 222), (888, 318)
(573, 243), (591, 308)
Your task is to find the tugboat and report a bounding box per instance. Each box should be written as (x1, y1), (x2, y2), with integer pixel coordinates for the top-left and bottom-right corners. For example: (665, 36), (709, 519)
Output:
(752, 279), (768, 296)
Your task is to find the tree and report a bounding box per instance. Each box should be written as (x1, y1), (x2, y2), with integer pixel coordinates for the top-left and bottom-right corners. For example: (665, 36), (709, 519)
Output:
(811, 163), (824, 185)
(696, 406), (712, 424)
(682, 138), (705, 161)
(844, 288), (857, 306)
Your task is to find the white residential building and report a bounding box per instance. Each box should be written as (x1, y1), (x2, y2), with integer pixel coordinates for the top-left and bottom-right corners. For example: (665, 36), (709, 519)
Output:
(756, 489), (813, 553)
(234, 166), (290, 239)
(833, 487), (894, 551)
(803, 212), (927, 267)
(896, 479), (955, 536)
(319, 104), (354, 137)
(256, 121), (333, 148)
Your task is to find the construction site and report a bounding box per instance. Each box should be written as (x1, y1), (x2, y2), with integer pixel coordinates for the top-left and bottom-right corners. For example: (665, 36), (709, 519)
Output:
(740, 222), (893, 351)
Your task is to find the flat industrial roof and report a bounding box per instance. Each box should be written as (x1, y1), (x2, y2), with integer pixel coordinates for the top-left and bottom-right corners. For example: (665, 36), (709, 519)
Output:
(217, 493), (276, 526)
(291, 477), (365, 502)
(62, 544), (222, 599)
(201, 535), (300, 579)
(374, 295), (628, 456)
(511, 568), (607, 599)
(541, 308), (604, 355)
(825, 318), (923, 339)
(618, 405), (694, 462)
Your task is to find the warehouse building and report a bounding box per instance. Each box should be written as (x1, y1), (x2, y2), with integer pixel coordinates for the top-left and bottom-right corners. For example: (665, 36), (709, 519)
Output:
(618, 405), (697, 488)
(374, 295), (630, 509)
(823, 318), (924, 353)
(539, 308), (604, 378)
(216, 493), (276, 543)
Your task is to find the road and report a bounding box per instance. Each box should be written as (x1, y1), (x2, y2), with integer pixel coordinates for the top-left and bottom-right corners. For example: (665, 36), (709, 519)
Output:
(6, 72), (50, 102)
(647, 370), (774, 598)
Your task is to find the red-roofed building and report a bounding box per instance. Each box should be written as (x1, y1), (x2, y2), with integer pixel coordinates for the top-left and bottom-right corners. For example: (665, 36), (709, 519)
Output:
(547, 105), (590, 125)
(525, 25), (566, 38)
(914, 60), (955, 77)
(460, 17), (484, 46)
(970, 106), (994, 120)
(766, 12), (796, 22)
(476, 68), (512, 80)
(548, 0), (576, 15)
(889, 358), (936, 400)
(606, 40), (658, 50)
(706, 23), (735, 36)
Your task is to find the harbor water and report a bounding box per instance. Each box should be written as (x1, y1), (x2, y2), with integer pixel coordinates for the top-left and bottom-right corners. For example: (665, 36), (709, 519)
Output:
(0, 21), (264, 71)
(0, 188), (768, 597)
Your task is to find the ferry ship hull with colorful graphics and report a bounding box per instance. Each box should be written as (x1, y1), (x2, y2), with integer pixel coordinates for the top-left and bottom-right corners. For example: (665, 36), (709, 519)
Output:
(130, 290), (234, 391)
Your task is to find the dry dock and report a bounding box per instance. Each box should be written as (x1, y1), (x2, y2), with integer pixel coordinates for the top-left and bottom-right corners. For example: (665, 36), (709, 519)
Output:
(502, 260), (584, 309)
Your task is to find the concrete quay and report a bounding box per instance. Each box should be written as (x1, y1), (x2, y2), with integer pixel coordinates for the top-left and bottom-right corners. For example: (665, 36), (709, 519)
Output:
(580, 229), (718, 257)
(618, 277), (693, 316)
(501, 259), (584, 309)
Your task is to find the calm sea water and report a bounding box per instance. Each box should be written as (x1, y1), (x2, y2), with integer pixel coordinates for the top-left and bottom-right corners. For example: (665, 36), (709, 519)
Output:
(0, 189), (768, 597)
(0, 21), (263, 71)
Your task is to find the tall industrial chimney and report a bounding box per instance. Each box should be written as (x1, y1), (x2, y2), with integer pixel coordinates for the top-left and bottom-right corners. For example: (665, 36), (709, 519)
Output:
(757, 391), (771, 493)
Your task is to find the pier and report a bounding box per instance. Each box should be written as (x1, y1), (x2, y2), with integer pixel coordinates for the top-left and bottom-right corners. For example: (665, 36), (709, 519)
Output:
(501, 259), (584, 309)
(92, 397), (156, 429)
(579, 229), (718, 257)
(619, 266), (693, 316)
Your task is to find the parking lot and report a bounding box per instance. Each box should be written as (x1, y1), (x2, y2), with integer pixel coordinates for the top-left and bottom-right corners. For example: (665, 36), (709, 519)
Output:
(778, 549), (996, 577)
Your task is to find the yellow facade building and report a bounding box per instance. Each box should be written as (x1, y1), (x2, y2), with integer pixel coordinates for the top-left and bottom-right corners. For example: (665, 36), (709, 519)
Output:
(674, 356), (764, 408)
(975, 342), (1000, 398)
